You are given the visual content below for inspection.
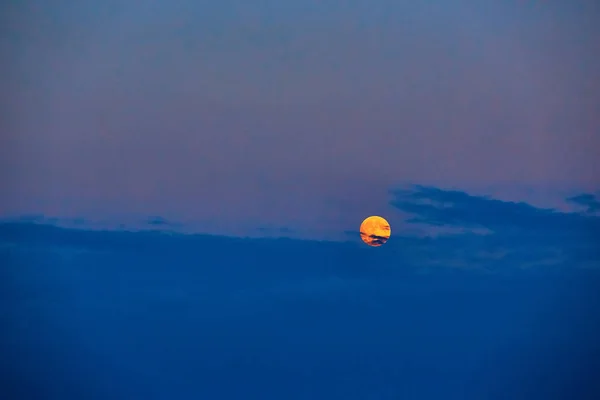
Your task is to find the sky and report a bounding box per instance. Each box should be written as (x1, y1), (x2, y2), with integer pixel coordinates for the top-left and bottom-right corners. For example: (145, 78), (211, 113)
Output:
(2, 0), (599, 238)
(2, 2), (600, 398)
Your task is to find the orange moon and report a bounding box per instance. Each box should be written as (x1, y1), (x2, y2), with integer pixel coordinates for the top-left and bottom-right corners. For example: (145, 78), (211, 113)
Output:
(360, 216), (391, 247)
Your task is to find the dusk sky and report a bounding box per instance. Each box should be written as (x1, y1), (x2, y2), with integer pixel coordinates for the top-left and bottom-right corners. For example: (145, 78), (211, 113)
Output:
(2, 0), (599, 237)
(3, 1), (600, 399)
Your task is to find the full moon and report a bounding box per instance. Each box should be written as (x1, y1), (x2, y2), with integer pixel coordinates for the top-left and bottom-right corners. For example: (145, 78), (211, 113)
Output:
(360, 216), (391, 247)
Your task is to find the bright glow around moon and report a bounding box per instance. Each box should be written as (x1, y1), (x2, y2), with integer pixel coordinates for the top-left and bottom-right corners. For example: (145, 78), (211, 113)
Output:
(360, 216), (391, 247)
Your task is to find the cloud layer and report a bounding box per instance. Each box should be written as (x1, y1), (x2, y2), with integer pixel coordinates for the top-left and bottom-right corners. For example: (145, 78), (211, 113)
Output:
(2, 186), (600, 398)
(390, 185), (600, 270)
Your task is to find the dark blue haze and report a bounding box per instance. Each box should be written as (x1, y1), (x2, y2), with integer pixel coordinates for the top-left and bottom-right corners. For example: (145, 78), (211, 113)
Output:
(2, 187), (600, 399)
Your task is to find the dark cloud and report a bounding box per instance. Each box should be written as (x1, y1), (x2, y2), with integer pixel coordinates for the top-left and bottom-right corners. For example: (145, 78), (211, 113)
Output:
(359, 232), (389, 246)
(146, 216), (170, 226)
(2, 217), (600, 399)
(390, 185), (600, 270)
(369, 236), (388, 246)
(144, 216), (184, 230)
(567, 193), (600, 214)
(5, 192), (600, 399)
(390, 185), (600, 235)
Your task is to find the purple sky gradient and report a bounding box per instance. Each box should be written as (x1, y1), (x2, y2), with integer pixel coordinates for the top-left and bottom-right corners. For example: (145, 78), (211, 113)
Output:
(2, 0), (599, 238)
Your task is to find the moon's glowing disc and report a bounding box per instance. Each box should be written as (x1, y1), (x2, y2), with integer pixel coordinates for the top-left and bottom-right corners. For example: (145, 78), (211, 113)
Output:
(360, 216), (391, 247)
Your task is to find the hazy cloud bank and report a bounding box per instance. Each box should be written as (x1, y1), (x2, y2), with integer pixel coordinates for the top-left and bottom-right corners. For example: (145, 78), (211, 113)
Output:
(390, 185), (600, 270)
(2, 186), (600, 399)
